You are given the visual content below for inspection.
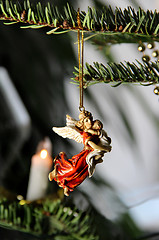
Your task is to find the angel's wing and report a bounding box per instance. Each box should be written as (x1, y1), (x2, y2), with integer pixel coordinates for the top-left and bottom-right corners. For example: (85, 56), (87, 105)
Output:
(66, 115), (78, 127)
(53, 126), (83, 143)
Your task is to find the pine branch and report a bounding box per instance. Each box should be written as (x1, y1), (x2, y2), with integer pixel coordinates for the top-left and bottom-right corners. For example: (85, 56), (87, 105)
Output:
(0, 197), (98, 239)
(73, 61), (159, 87)
(0, 0), (159, 43)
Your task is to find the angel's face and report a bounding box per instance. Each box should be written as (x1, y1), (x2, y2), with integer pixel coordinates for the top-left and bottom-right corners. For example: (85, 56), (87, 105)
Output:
(84, 117), (92, 130)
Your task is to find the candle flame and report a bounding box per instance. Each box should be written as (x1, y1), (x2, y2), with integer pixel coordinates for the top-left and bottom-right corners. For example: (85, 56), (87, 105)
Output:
(40, 149), (48, 159)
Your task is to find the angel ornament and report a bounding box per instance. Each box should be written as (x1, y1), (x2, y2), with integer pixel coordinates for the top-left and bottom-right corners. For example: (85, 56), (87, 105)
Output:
(49, 110), (112, 196)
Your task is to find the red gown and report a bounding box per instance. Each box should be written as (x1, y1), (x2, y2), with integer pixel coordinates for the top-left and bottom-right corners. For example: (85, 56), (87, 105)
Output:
(53, 132), (98, 194)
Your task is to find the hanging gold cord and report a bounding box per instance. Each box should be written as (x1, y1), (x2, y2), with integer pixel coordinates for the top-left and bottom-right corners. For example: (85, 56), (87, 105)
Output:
(78, 30), (85, 112)
(81, 31), (84, 109)
(78, 29), (81, 93)
(77, 9), (84, 112)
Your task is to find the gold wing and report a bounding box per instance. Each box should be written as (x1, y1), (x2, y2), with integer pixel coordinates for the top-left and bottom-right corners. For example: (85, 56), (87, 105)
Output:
(53, 126), (83, 143)
(66, 114), (78, 126)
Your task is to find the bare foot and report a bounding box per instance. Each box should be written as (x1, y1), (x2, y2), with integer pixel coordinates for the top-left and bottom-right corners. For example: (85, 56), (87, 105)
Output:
(48, 170), (56, 181)
(64, 187), (69, 196)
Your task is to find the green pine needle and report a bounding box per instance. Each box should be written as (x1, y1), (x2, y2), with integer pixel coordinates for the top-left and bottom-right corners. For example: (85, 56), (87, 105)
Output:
(0, 197), (98, 239)
(73, 61), (159, 87)
(0, 0), (159, 43)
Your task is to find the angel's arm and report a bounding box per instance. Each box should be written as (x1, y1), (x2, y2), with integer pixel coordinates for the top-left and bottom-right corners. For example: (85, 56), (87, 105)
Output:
(85, 129), (101, 136)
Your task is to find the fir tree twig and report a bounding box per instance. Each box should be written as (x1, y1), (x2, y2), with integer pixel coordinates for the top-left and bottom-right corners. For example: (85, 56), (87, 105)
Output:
(0, 0), (159, 43)
(0, 197), (98, 240)
(73, 61), (159, 87)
